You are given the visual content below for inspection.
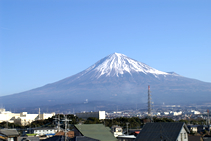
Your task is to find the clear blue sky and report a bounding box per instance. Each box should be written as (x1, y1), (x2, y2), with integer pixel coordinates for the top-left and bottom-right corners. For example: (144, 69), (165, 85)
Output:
(0, 0), (210, 96)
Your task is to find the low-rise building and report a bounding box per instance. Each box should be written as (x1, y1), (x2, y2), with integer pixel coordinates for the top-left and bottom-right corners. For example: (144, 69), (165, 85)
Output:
(135, 122), (189, 141)
(33, 127), (58, 136)
(0, 108), (55, 126)
(76, 111), (105, 120)
(111, 125), (123, 137)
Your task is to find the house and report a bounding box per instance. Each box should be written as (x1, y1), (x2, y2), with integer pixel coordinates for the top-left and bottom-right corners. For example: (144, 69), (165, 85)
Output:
(135, 122), (190, 141)
(111, 125), (123, 137)
(73, 124), (117, 141)
(187, 125), (198, 133)
(33, 127), (58, 136)
(0, 129), (19, 141)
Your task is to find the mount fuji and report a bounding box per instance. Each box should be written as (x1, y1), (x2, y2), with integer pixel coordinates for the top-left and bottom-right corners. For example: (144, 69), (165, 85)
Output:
(1, 53), (211, 112)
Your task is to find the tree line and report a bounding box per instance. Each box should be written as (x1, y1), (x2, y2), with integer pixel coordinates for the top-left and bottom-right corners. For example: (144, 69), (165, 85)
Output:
(0, 114), (206, 130)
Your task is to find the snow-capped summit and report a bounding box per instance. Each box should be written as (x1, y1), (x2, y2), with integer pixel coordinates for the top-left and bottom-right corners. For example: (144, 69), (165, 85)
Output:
(1, 52), (211, 112)
(80, 52), (169, 78)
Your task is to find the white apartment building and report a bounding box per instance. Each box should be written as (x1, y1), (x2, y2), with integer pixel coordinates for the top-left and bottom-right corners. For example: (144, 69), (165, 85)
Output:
(0, 108), (55, 126)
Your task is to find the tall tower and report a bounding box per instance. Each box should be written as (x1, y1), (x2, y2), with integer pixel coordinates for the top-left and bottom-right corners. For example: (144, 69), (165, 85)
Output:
(38, 108), (40, 120)
(148, 85), (153, 122)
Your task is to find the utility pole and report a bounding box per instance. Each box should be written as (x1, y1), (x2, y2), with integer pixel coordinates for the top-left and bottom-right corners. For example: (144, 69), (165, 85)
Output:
(126, 122), (129, 135)
(54, 114), (61, 132)
(148, 85), (153, 122)
(62, 115), (72, 141)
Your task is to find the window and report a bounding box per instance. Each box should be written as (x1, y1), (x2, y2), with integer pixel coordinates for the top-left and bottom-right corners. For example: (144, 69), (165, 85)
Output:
(184, 133), (186, 139)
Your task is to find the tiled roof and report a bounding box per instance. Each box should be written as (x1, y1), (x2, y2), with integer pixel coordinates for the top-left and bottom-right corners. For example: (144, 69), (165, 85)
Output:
(135, 122), (189, 141)
(0, 129), (19, 137)
(74, 124), (117, 141)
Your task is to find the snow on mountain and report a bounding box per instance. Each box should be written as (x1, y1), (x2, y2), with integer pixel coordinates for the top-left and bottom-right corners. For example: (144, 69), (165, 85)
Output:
(78, 53), (170, 79)
(1, 52), (211, 112)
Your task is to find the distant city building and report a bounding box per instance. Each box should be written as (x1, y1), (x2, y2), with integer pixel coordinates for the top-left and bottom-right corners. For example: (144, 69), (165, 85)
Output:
(76, 111), (105, 120)
(0, 108), (55, 125)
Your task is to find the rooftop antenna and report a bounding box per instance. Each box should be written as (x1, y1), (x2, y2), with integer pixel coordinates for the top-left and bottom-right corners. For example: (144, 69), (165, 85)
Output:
(148, 85), (153, 122)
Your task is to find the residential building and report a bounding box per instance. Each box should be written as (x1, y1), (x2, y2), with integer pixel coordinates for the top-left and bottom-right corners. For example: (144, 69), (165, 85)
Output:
(135, 122), (189, 141)
(187, 125), (198, 133)
(111, 125), (123, 137)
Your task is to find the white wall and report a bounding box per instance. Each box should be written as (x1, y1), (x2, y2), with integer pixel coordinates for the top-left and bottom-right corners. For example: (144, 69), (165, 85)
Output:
(99, 111), (105, 120)
(0, 109), (55, 125)
(176, 127), (188, 141)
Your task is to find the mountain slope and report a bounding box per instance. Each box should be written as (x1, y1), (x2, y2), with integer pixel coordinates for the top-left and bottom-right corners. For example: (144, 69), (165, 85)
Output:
(0, 53), (211, 111)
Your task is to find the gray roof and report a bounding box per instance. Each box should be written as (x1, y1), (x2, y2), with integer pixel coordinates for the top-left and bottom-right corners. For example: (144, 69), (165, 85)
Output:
(0, 129), (19, 137)
(41, 136), (73, 141)
(18, 136), (40, 141)
(33, 127), (57, 130)
(135, 122), (189, 141)
(188, 135), (201, 141)
(75, 136), (100, 141)
(42, 136), (99, 141)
